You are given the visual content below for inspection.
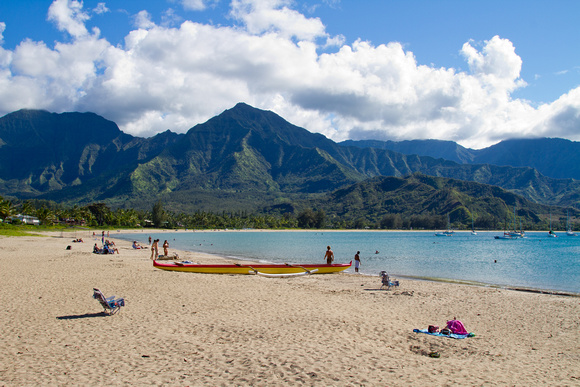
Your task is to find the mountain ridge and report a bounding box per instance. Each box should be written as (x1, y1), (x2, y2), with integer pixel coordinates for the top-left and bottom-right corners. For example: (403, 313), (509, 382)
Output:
(341, 137), (580, 180)
(1, 103), (579, 214)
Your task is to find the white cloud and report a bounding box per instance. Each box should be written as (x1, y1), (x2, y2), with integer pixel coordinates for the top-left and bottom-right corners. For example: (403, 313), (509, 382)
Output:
(47, 0), (90, 38)
(0, 1), (579, 149)
(230, 0), (327, 41)
(161, 8), (183, 27)
(0, 22), (5, 44)
(181, 0), (210, 11)
(133, 10), (156, 30)
(461, 36), (525, 92)
(93, 3), (109, 15)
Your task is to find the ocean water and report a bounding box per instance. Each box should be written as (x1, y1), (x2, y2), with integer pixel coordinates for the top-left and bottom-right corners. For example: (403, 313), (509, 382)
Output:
(119, 231), (580, 294)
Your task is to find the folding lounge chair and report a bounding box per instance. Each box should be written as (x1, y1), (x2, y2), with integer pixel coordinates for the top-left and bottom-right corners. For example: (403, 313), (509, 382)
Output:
(379, 271), (400, 290)
(93, 288), (125, 315)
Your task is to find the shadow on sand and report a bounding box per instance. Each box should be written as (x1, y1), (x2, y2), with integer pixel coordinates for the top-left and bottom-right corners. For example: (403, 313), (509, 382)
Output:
(56, 312), (108, 320)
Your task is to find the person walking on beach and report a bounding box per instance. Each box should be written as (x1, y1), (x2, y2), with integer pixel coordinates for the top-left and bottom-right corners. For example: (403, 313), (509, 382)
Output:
(324, 246), (334, 264)
(354, 251), (361, 273)
(150, 239), (159, 260)
(163, 240), (169, 256)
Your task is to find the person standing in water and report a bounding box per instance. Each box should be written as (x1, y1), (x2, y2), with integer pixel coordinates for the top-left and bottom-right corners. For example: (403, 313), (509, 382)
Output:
(354, 251), (361, 273)
(324, 246), (334, 264)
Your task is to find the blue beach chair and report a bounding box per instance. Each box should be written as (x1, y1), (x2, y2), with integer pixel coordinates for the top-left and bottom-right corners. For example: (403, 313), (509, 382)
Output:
(93, 288), (125, 315)
(380, 271), (399, 290)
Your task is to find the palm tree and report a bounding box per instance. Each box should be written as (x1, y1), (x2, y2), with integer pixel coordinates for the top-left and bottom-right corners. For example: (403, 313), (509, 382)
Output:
(0, 196), (15, 221)
(34, 207), (56, 225)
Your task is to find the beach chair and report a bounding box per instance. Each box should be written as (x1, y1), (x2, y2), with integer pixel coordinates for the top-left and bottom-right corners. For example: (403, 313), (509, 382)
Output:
(379, 271), (399, 290)
(93, 288), (125, 315)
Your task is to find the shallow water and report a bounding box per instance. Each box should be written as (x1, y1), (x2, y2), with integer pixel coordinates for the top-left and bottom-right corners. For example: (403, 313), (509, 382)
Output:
(119, 230), (580, 294)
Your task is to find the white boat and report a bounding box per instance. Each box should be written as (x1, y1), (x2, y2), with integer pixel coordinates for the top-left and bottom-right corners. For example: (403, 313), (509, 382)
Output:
(509, 206), (525, 238)
(496, 206), (524, 239)
(494, 234), (516, 240)
(566, 210), (577, 236)
(435, 214), (454, 237)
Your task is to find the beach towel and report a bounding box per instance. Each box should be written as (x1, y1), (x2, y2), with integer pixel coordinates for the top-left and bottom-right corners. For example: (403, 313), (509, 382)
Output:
(413, 329), (474, 339)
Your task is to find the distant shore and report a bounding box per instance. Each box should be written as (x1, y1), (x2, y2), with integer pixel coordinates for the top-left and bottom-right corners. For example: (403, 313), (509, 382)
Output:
(85, 227), (569, 234)
(0, 230), (577, 385)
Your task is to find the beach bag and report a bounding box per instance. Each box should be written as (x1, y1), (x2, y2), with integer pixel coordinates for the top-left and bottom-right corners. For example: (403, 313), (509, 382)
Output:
(446, 320), (468, 335)
(428, 325), (439, 333)
(440, 328), (451, 335)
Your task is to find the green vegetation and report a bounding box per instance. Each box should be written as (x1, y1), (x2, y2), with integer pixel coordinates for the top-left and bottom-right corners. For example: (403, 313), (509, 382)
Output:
(2, 171), (578, 232)
(1, 104), (579, 232)
(3, 104), (579, 214)
(0, 224), (40, 237)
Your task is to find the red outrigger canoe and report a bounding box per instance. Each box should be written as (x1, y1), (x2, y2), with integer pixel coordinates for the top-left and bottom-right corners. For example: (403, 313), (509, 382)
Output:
(153, 260), (352, 276)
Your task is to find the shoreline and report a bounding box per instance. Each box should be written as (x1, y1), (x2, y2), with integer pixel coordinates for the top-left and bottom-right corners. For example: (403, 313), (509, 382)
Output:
(109, 228), (580, 297)
(1, 231), (578, 385)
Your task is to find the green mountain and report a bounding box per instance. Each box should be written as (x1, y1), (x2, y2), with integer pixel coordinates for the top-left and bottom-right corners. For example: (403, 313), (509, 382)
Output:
(340, 139), (475, 164)
(341, 137), (580, 180)
(0, 109), (182, 198)
(1, 103), (579, 215)
(309, 173), (574, 228)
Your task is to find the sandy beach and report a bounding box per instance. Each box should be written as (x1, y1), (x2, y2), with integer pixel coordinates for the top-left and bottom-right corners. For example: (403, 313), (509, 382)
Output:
(0, 231), (578, 386)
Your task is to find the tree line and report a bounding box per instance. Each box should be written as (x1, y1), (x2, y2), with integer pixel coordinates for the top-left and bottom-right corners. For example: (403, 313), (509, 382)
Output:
(0, 196), (574, 231)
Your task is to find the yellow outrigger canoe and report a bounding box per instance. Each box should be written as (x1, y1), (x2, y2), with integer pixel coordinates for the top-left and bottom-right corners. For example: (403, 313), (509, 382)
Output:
(153, 260), (352, 275)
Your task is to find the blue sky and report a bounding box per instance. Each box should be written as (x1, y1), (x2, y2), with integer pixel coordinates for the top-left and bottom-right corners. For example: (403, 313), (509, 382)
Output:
(0, 0), (578, 148)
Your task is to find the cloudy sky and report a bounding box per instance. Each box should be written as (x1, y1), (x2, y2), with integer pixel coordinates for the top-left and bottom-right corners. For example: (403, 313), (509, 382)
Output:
(0, 0), (578, 148)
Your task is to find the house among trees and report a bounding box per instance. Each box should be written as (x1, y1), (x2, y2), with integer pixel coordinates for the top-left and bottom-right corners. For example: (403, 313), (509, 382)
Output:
(12, 214), (40, 225)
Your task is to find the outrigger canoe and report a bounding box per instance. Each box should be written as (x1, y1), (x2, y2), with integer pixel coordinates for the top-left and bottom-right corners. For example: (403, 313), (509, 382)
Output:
(153, 260), (352, 275)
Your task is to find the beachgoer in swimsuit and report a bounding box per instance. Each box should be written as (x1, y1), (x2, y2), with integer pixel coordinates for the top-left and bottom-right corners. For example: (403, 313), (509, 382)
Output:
(150, 239), (159, 260)
(324, 246), (334, 264)
(354, 251), (360, 273)
(163, 240), (169, 256)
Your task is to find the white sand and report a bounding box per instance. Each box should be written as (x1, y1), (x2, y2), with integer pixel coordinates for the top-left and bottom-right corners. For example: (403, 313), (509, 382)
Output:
(0, 231), (578, 386)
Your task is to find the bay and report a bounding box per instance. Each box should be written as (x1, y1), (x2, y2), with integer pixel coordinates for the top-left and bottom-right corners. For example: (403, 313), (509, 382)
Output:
(119, 230), (580, 294)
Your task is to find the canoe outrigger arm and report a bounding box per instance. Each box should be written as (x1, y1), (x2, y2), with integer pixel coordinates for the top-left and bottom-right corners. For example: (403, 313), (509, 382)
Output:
(254, 269), (319, 278)
(284, 263), (315, 274)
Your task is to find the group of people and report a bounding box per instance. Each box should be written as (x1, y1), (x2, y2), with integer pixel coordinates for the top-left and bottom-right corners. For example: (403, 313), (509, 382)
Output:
(130, 236), (171, 260)
(93, 239), (119, 254)
(325, 246), (361, 273)
(149, 239), (170, 260)
(94, 233), (365, 271)
(91, 231), (174, 259)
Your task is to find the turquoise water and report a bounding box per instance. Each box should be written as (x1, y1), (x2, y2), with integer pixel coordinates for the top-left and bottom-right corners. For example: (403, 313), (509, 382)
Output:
(119, 231), (580, 294)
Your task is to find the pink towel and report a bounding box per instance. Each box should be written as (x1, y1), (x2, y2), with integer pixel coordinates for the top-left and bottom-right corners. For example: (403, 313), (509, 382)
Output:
(446, 320), (468, 335)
